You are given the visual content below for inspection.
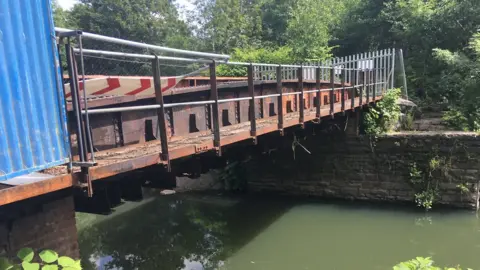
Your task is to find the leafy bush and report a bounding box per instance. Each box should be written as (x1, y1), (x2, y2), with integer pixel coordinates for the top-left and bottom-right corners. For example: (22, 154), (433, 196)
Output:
(393, 256), (469, 270)
(0, 248), (81, 270)
(364, 88), (402, 135)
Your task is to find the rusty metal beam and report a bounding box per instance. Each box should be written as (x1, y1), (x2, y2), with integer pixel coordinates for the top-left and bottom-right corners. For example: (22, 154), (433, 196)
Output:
(0, 174), (76, 206)
(153, 56), (171, 171)
(210, 62), (221, 155)
(315, 67), (321, 120)
(276, 65), (284, 134)
(248, 64), (257, 138)
(330, 68), (335, 117)
(298, 66), (304, 125)
(341, 68), (346, 115)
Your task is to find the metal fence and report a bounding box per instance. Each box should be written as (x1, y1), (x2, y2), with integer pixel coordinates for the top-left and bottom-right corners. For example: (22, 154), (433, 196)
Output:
(252, 49), (395, 88)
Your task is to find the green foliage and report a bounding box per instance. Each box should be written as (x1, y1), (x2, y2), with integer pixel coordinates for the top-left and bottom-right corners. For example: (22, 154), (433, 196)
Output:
(409, 162), (423, 185)
(434, 33), (480, 131)
(408, 150), (452, 210)
(401, 112), (415, 131)
(216, 47), (294, 77)
(17, 249), (34, 263)
(0, 249), (81, 270)
(364, 89), (402, 135)
(456, 183), (470, 194)
(191, 0), (263, 53)
(393, 257), (469, 270)
(60, 0), (196, 76)
(38, 251), (58, 264)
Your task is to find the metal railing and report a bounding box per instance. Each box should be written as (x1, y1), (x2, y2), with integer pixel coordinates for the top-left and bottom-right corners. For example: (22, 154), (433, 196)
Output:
(56, 27), (397, 196)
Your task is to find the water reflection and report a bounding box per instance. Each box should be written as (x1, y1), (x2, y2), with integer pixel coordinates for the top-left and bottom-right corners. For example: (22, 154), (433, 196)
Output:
(77, 193), (480, 270)
(77, 193), (291, 270)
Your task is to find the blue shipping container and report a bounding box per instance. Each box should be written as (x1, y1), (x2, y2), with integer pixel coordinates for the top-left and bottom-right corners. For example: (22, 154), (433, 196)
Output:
(0, 0), (70, 181)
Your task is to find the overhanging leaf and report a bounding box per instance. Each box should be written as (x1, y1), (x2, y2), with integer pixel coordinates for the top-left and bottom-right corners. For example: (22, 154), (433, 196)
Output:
(39, 250), (58, 264)
(17, 248), (34, 263)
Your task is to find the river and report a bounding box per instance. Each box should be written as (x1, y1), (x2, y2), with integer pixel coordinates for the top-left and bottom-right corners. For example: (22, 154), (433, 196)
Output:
(76, 190), (480, 270)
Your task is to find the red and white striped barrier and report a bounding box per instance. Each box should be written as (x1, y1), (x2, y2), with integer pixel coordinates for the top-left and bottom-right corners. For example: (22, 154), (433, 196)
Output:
(64, 76), (182, 99)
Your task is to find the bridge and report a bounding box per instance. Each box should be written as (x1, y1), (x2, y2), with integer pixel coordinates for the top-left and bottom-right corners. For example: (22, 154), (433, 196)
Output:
(0, 28), (397, 206)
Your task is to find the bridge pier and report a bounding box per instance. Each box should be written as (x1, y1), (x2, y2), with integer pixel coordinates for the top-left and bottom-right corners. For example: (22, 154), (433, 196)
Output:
(0, 191), (79, 258)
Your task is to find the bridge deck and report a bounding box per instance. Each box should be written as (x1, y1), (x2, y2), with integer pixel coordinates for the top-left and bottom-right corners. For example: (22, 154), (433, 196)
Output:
(58, 96), (380, 179)
(0, 96), (380, 206)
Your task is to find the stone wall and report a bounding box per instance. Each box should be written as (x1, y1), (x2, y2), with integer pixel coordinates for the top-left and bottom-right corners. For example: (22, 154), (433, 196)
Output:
(0, 191), (79, 259)
(247, 115), (480, 209)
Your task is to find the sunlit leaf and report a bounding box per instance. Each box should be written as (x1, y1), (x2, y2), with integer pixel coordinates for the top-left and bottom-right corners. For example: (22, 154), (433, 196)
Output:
(41, 265), (58, 270)
(17, 248), (34, 263)
(57, 257), (75, 267)
(73, 259), (82, 270)
(39, 250), (58, 264)
(21, 262), (39, 270)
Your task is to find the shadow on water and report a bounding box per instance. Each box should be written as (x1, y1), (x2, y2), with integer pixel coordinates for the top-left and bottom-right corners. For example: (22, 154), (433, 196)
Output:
(76, 191), (294, 270)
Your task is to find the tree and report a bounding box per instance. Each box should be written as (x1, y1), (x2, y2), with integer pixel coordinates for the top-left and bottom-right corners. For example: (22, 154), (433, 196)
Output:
(286, 0), (357, 61)
(190, 0), (263, 53)
(52, 0), (74, 28)
(65, 0), (196, 76)
(434, 33), (480, 131)
(260, 0), (296, 47)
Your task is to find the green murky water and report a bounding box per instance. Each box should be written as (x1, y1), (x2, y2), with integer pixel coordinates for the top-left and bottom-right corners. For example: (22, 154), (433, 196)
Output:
(76, 191), (480, 270)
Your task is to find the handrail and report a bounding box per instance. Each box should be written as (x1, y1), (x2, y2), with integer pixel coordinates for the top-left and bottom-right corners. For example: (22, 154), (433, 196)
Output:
(56, 27), (230, 60)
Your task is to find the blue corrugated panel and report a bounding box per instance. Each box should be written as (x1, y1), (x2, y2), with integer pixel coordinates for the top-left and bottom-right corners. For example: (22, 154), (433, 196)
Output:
(0, 0), (70, 181)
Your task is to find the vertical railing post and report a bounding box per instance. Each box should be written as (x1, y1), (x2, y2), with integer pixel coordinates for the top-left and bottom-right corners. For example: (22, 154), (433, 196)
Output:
(330, 67), (335, 117)
(391, 49), (396, 89)
(351, 66), (356, 111)
(386, 48), (391, 91)
(367, 52), (373, 105)
(210, 61), (221, 154)
(78, 35), (95, 163)
(315, 67), (321, 120)
(368, 68), (372, 104)
(298, 66), (304, 125)
(57, 40), (73, 173)
(65, 43), (86, 163)
(399, 49), (408, 99)
(248, 64), (257, 139)
(152, 56), (171, 171)
(372, 68), (377, 101)
(341, 67), (346, 114)
(276, 65), (284, 134)
(360, 69), (365, 106)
